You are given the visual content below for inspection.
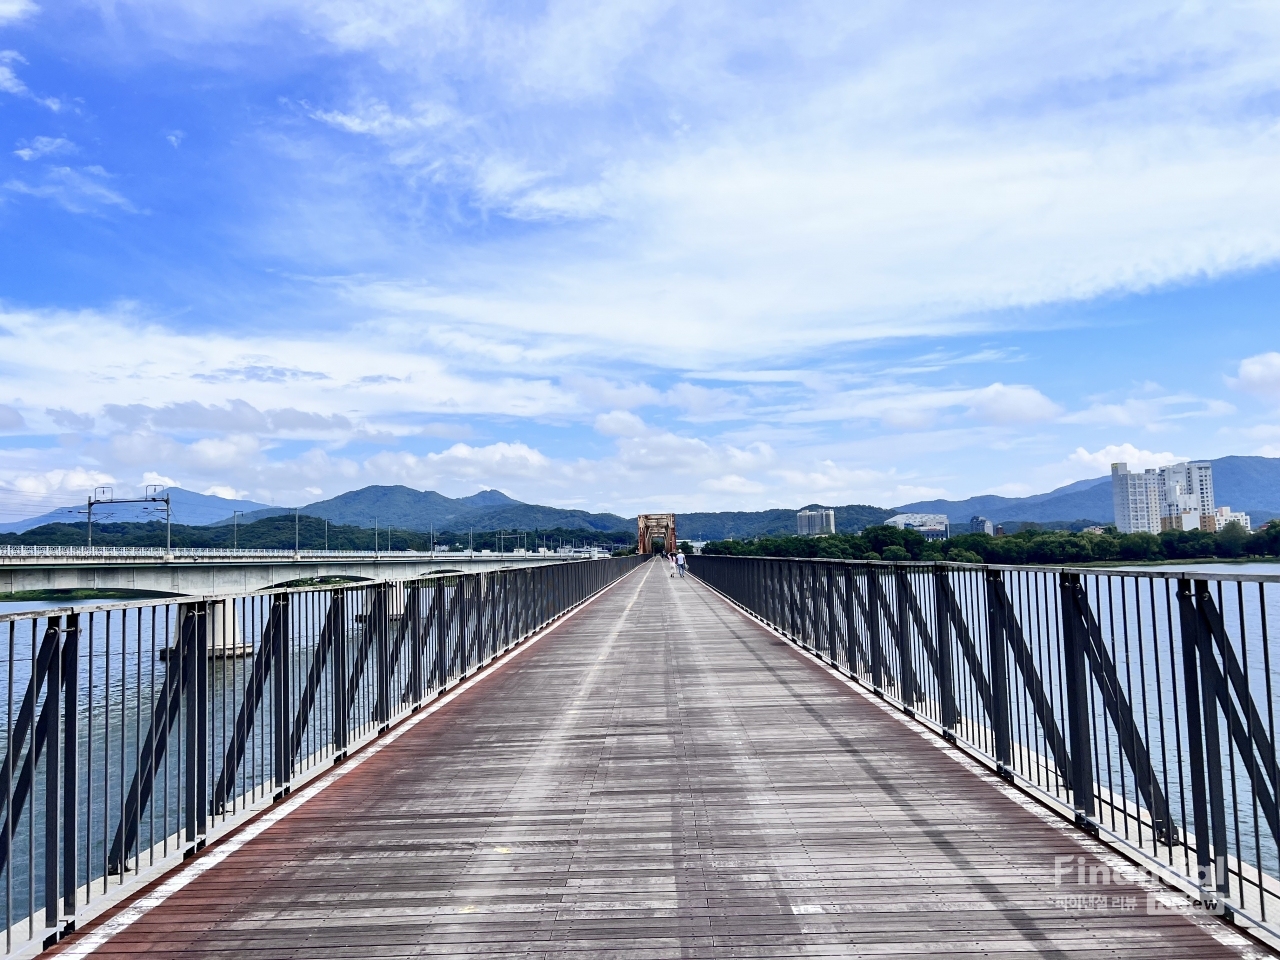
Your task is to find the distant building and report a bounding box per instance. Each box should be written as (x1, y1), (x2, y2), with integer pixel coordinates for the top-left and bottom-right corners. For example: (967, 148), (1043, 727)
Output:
(797, 508), (836, 536)
(994, 524), (1006, 537)
(1157, 461), (1215, 532)
(1082, 525), (1107, 535)
(887, 513), (949, 541)
(1111, 463), (1162, 534)
(1213, 506), (1252, 533)
(1114, 459), (1219, 534)
(969, 515), (993, 536)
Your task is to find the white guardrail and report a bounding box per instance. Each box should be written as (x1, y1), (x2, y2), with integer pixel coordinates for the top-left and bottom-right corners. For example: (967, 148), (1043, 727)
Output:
(0, 545), (610, 560)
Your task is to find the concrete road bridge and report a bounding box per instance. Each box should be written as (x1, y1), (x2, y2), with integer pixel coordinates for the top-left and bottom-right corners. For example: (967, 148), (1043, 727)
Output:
(2, 555), (1276, 957)
(0, 547), (576, 596)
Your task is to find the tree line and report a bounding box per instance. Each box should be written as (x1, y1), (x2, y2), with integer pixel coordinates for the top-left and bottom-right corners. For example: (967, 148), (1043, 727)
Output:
(700, 520), (1280, 565)
(0, 518), (636, 552)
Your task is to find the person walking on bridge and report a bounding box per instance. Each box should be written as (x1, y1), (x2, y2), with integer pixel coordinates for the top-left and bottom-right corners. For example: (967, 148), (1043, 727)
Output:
(676, 550), (686, 578)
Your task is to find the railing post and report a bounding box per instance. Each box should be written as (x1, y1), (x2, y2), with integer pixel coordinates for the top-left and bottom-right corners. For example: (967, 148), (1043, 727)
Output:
(1176, 578), (1214, 891)
(183, 607), (199, 842)
(984, 570), (1013, 771)
(410, 585), (425, 704)
(272, 594), (291, 793)
(1059, 573), (1095, 821)
(42, 618), (61, 934)
(825, 565), (837, 664)
(374, 583), (391, 726)
(932, 567), (957, 732)
(1193, 580), (1230, 895)
(866, 567), (885, 691)
(62, 613), (78, 922)
(844, 567), (858, 674)
(332, 591), (349, 752)
(435, 579), (447, 691)
(894, 567), (914, 706)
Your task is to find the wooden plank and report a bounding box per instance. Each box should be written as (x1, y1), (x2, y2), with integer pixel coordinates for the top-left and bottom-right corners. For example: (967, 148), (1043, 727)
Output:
(58, 561), (1259, 958)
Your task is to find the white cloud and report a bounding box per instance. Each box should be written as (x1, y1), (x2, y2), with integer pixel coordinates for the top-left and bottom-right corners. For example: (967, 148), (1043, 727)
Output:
(77, 3), (1280, 365)
(166, 130), (184, 147)
(11, 467), (115, 497)
(310, 100), (452, 138)
(1231, 352), (1280, 399)
(0, 0), (36, 25)
(700, 474), (765, 495)
(13, 136), (74, 161)
(365, 443), (554, 488)
(965, 384), (1062, 424)
(0, 50), (59, 109)
(594, 410), (649, 438)
(202, 484), (247, 499)
(1062, 392), (1235, 429)
(141, 470), (177, 488)
(7, 5), (1280, 516)
(5, 166), (134, 214)
(1068, 443), (1184, 473)
(786, 382), (1059, 429)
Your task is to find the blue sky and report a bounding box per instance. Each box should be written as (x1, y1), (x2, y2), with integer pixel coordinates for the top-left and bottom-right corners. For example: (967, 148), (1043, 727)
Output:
(1, 1), (1279, 520)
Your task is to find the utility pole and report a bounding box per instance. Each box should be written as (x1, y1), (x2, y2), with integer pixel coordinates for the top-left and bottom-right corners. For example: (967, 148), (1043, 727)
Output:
(233, 510), (243, 549)
(324, 518), (329, 551)
(294, 507), (300, 556)
(374, 517), (378, 556)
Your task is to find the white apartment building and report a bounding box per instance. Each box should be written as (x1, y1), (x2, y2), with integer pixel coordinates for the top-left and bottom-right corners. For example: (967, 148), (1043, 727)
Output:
(1157, 461), (1215, 533)
(1112, 463), (1162, 534)
(1114, 460), (1225, 535)
(797, 508), (836, 536)
(1213, 506), (1252, 533)
(887, 513), (950, 541)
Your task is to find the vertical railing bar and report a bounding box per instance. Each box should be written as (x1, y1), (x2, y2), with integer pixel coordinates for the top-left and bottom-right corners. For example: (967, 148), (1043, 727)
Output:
(1233, 579), (1261, 910)
(1100, 576), (1118, 833)
(1261, 580), (1278, 920)
(1050, 574), (1069, 798)
(5, 619), (12, 950)
(101, 612), (110, 893)
(1090, 578), (1111, 834)
(27, 619), (36, 935)
(147, 607), (156, 862)
(130, 607), (139, 874)
(82, 612), (92, 908)
(1116, 577), (1134, 840)
(1133, 578), (1154, 852)
(1167, 580), (1191, 879)
(1148, 579), (1173, 862)
(1220, 580), (1244, 902)
(62, 613), (78, 923)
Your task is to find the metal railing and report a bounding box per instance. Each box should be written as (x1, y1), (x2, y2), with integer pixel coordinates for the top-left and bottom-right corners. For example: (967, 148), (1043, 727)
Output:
(0, 554), (645, 953)
(689, 554), (1280, 943)
(0, 545), (594, 560)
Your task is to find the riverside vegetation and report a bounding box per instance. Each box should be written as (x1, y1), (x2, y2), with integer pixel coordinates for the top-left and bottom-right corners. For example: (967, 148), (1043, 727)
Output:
(701, 520), (1280, 566)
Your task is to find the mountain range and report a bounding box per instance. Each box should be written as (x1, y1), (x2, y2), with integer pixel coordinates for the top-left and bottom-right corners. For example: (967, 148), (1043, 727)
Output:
(4, 454), (1277, 540)
(893, 455), (1280, 526)
(224, 486), (631, 534)
(0, 488), (273, 534)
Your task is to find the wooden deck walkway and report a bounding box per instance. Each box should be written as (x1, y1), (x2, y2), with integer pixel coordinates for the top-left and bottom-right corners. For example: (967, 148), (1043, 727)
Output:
(59, 560), (1263, 958)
